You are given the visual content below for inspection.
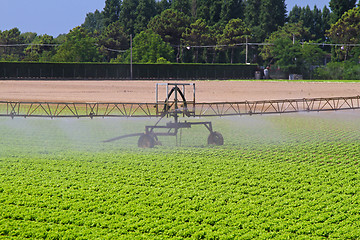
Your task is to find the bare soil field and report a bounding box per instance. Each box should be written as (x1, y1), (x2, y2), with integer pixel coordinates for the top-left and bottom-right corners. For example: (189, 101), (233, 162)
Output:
(1, 80), (360, 103)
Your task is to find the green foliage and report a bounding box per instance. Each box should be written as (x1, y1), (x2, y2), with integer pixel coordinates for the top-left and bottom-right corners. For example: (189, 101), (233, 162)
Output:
(327, 7), (360, 61)
(0, 28), (24, 61)
(315, 61), (360, 80)
(103, 0), (121, 27)
(261, 22), (310, 61)
(244, 0), (261, 41)
(148, 9), (190, 46)
(219, 0), (244, 25)
(1, 113), (360, 239)
(52, 27), (101, 62)
(182, 19), (212, 63)
(136, 0), (157, 34)
(195, 0), (222, 26)
(271, 38), (303, 74)
(219, 18), (250, 64)
(98, 22), (129, 62)
(258, 0), (286, 40)
(130, 30), (174, 63)
(171, 0), (192, 17)
(243, 0), (287, 41)
(148, 9), (191, 62)
(23, 34), (56, 62)
(82, 10), (105, 33)
(120, 0), (157, 35)
(329, 0), (357, 23)
(321, 6), (332, 39)
(0, 0), (358, 69)
(261, 24), (325, 76)
(288, 5), (331, 41)
(21, 32), (37, 44)
(155, 0), (172, 14)
(221, 18), (250, 46)
(156, 57), (170, 63)
(300, 42), (326, 77)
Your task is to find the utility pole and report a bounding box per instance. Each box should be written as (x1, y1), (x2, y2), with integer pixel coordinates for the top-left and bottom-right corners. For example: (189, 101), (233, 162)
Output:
(130, 34), (133, 80)
(245, 36), (248, 64)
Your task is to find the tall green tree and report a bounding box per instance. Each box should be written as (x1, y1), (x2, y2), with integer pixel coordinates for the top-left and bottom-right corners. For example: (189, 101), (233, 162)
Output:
(219, 18), (250, 63)
(301, 6), (314, 33)
(261, 22), (311, 61)
(52, 27), (101, 62)
(321, 6), (331, 39)
(148, 9), (190, 45)
(134, 0), (157, 34)
(329, 0), (357, 23)
(23, 34), (56, 62)
(259, 0), (286, 40)
(130, 30), (174, 63)
(267, 38), (325, 77)
(245, 0), (286, 41)
(119, 0), (138, 35)
(219, 0), (244, 24)
(182, 19), (212, 62)
(120, 0), (157, 35)
(261, 22), (324, 76)
(82, 10), (105, 33)
(288, 5), (329, 41)
(244, 0), (262, 41)
(98, 22), (129, 62)
(195, 0), (222, 26)
(171, 0), (191, 16)
(301, 42), (326, 78)
(288, 5), (302, 23)
(327, 6), (360, 61)
(156, 0), (171, 14)
(0, 28), (24, 61)
(311, 6), (323, 40)
(271, 38), (303, 74)
(21, 32), (37, 44)
(148, 9), (191, 62)
(103, 0), (121, 27)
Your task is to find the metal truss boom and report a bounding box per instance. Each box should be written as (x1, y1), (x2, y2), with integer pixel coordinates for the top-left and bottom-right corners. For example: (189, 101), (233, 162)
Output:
(1, 95), (360, 119)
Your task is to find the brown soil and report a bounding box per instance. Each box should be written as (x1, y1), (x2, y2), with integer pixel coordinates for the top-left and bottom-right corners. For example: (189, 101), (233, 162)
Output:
(1, 80), (360, 103)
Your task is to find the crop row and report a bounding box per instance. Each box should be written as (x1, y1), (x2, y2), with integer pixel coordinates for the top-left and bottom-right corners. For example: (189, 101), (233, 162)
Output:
(1, 111), (360, 239)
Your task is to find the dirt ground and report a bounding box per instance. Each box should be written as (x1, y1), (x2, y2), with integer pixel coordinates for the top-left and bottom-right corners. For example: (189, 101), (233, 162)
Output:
(1, 80), (360, 103)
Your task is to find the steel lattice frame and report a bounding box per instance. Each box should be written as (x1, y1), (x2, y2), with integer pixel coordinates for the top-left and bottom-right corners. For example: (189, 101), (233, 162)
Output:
(1, 95), (360, 119)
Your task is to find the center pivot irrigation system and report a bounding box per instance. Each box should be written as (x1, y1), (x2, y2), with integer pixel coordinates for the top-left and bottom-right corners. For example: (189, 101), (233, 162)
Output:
(1, 82), (360, 148)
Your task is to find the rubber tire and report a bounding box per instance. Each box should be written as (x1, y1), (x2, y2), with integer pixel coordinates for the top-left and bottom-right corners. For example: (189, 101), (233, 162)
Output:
(138, 134), (155, 148)
(207, 131), (224, 146)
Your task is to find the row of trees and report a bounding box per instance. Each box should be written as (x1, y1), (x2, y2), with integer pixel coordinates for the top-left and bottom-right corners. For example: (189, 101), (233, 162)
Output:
(0, 0), (359, 78)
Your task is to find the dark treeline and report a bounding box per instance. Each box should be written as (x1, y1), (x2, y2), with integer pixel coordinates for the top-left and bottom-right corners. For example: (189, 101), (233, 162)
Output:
(0, 0), (359, 79)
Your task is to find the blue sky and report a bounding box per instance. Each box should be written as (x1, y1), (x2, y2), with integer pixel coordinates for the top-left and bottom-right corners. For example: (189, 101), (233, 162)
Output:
(1, 0), (330, 37)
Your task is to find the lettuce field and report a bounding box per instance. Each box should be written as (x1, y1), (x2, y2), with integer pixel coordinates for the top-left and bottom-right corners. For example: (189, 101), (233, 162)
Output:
(1, 111), (360, 239)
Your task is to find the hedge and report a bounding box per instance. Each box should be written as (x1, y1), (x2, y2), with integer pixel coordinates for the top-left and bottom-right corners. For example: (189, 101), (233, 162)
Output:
(0, 62), (257, 80)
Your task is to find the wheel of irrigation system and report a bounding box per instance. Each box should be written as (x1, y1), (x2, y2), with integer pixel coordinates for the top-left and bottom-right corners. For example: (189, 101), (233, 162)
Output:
(138, 134), (155, 148)
(207, 131), (224, 146)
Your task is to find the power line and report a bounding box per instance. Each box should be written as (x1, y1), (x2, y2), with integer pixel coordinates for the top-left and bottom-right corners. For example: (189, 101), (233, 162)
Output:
(0, 43), (60, 47)
(0, 43), (127, 53)
(300, 42), (360, 47)
(1, 41), (359, 51)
